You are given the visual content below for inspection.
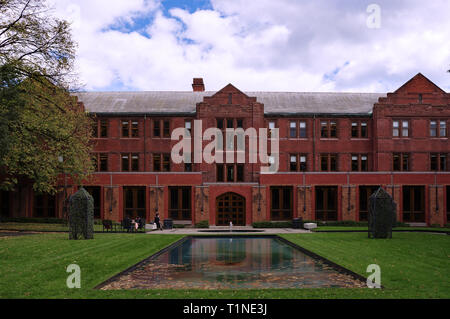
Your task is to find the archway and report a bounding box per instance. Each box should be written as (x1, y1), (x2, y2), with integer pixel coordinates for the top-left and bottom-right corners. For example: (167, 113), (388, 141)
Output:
(216, 192), (246, 226)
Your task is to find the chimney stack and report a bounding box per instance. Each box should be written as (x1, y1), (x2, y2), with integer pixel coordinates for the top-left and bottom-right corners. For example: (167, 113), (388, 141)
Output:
(192, 78), (205, 92)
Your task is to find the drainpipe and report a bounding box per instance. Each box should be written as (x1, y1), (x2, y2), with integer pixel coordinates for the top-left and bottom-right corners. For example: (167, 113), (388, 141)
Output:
(144, 115), (147, 171)
(312, 114), (316, 171)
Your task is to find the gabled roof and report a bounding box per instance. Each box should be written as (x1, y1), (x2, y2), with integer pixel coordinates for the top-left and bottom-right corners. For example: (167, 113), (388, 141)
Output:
(75, 91), (385, 115)
(394, 73), (446, 94)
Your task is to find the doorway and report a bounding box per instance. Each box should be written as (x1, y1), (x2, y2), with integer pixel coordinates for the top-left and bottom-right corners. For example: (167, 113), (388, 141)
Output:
(216, 192), (245, 226)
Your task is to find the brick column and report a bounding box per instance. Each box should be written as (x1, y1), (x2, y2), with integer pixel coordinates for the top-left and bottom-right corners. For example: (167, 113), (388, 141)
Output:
(104, 186), (119, 221)
(341, 185), (357, 221)
(252, 186), (266, 223)
(386, 185), (401, 222)
(297, 186), (312, 221)
(194, 186), (209, 225)
(429, 185), (445, 226)
(149, 186), (164, 222)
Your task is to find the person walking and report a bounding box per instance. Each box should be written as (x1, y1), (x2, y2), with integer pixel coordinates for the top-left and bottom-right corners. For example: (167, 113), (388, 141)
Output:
(154, 213), (163, 231)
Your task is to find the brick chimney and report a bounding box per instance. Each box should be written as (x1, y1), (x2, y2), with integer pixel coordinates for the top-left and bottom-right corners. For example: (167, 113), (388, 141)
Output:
(192, 78), (205, 92)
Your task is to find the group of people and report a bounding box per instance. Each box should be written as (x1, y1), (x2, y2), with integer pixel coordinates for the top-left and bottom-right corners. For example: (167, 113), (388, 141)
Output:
(123, 213), (163, 231)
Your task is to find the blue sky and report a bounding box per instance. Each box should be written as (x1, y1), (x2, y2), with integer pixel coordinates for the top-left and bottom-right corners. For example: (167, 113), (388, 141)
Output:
(52, 0), (450, 92)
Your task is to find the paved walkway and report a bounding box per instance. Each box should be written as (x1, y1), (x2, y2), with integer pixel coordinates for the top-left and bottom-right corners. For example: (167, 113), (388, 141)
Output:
(146, 226), (311, 235)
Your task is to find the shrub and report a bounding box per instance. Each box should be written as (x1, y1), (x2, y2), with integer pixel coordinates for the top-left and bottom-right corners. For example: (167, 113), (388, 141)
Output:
(195, 220), (209, 228)
(0, 217), (66, 224)
(252, 221), (293, 228)
(173, 224), (186, 228)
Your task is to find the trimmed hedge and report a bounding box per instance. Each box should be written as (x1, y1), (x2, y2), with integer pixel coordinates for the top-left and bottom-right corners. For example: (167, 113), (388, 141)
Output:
(195, 220), (209, 228)
(0, 217), (66, 224)
(252, 221), (293, 228)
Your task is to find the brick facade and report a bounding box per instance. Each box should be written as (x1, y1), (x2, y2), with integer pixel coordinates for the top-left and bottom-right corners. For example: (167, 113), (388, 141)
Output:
(1, 73), (449, 226)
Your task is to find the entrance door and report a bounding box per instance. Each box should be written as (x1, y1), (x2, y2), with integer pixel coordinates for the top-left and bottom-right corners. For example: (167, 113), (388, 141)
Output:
(216, 192), (245, 226)
(402, 186), (425, 222)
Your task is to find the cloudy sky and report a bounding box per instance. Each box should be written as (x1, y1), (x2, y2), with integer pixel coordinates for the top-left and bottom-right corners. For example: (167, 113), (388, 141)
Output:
(50, 0), (450, 92)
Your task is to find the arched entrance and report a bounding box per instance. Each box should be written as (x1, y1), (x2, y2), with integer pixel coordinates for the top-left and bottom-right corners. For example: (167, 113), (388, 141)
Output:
(216, 192), (246, 226)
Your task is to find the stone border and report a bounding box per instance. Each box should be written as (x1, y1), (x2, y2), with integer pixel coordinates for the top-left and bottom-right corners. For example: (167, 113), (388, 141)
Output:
(94, 234), (369, 290)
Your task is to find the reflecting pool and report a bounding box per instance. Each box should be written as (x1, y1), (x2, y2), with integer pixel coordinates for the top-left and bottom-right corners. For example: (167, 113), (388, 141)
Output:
(100, 237), (365, 289)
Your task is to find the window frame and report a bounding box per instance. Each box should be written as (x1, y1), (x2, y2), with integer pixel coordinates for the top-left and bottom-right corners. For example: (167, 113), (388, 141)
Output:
(392, 119), (410, 138)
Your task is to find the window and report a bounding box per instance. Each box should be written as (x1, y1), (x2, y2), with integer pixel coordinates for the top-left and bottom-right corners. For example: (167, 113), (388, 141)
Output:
(163, 120), (170, 138)
(270, 186), (292, 220)
(184, 152), (192, 172)
(351, 121), (368, 138)
(169, 187), (191, 220)
(289, 154), (307, 172)
(216, 164), (244, 182)
(359, 186), (379, 221)
(121, 120), (139, 138)
(153, 154), (161, 172)
(320, 154), (337, 171)
(268, 121), (276, 138)
(351, 154), (368, 172)
(315, 186), (338, 221)
(430, 153), (448, 171)
(185, 120), (192, 136)
(131, 121), (139, 137)
(85, 186), (101, 218)
(299, 155), (307, 171)
(286, 119), (306, 138)
(92, 119), (109, 138)
(162, 154), (170, 171)
(153, 120), (161, 137)
(92, 153), (108, 172)
(236, 164), (244, 182)
(299, 121), (307, 138)
(393, 153), (409, 171)
(289, 121), (297, 138)
(217, 164), (224, 182)
(217, 118), (224, 130)
(100, 120), (108, 138)
(393, 120), (409, 137)
(290, 154), (297, 171)
(227, 119), (234, 129)
(403, 186), (425, 222)
(152, 153), (170, 172)
(430, 120), (447, 137)
(123, 187), (146, 218)
(122, 153), (139, 172)
(34, 194), (56, 217)
(236, 119), (243, 129)
(321, 120), (337, 138)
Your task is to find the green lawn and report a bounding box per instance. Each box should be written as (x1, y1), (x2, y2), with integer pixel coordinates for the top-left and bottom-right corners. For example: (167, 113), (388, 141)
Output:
(0, 222), (104, 232)
(0, 232), (448, 299)
(313, 226), (450, 232)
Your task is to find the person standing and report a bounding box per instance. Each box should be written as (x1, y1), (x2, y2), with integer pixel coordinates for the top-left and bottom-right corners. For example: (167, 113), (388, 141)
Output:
(154, 213), (163, 231)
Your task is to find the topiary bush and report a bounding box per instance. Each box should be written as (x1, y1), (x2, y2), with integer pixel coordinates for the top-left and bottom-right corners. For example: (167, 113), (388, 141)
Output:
(68, 188), (94, 240)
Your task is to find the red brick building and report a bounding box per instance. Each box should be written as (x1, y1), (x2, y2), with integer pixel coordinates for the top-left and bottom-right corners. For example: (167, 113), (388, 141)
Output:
(1, 73), (449, 226)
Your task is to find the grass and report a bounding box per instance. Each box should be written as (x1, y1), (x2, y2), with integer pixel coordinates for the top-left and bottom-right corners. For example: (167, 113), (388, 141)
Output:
(0, 232), (448, 299)
(313, 226), (450, 232)
(0, 223), (103, 232)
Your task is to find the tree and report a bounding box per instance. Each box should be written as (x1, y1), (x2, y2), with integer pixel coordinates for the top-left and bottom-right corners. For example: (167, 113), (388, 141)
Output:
(0, 0), (94, 194)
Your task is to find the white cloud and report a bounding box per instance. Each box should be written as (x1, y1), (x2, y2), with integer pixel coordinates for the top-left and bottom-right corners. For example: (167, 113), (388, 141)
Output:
(49, 0), (450, 92)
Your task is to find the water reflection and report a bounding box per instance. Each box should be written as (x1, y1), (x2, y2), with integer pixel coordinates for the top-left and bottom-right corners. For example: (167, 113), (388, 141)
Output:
(102, 237), (365, 290)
